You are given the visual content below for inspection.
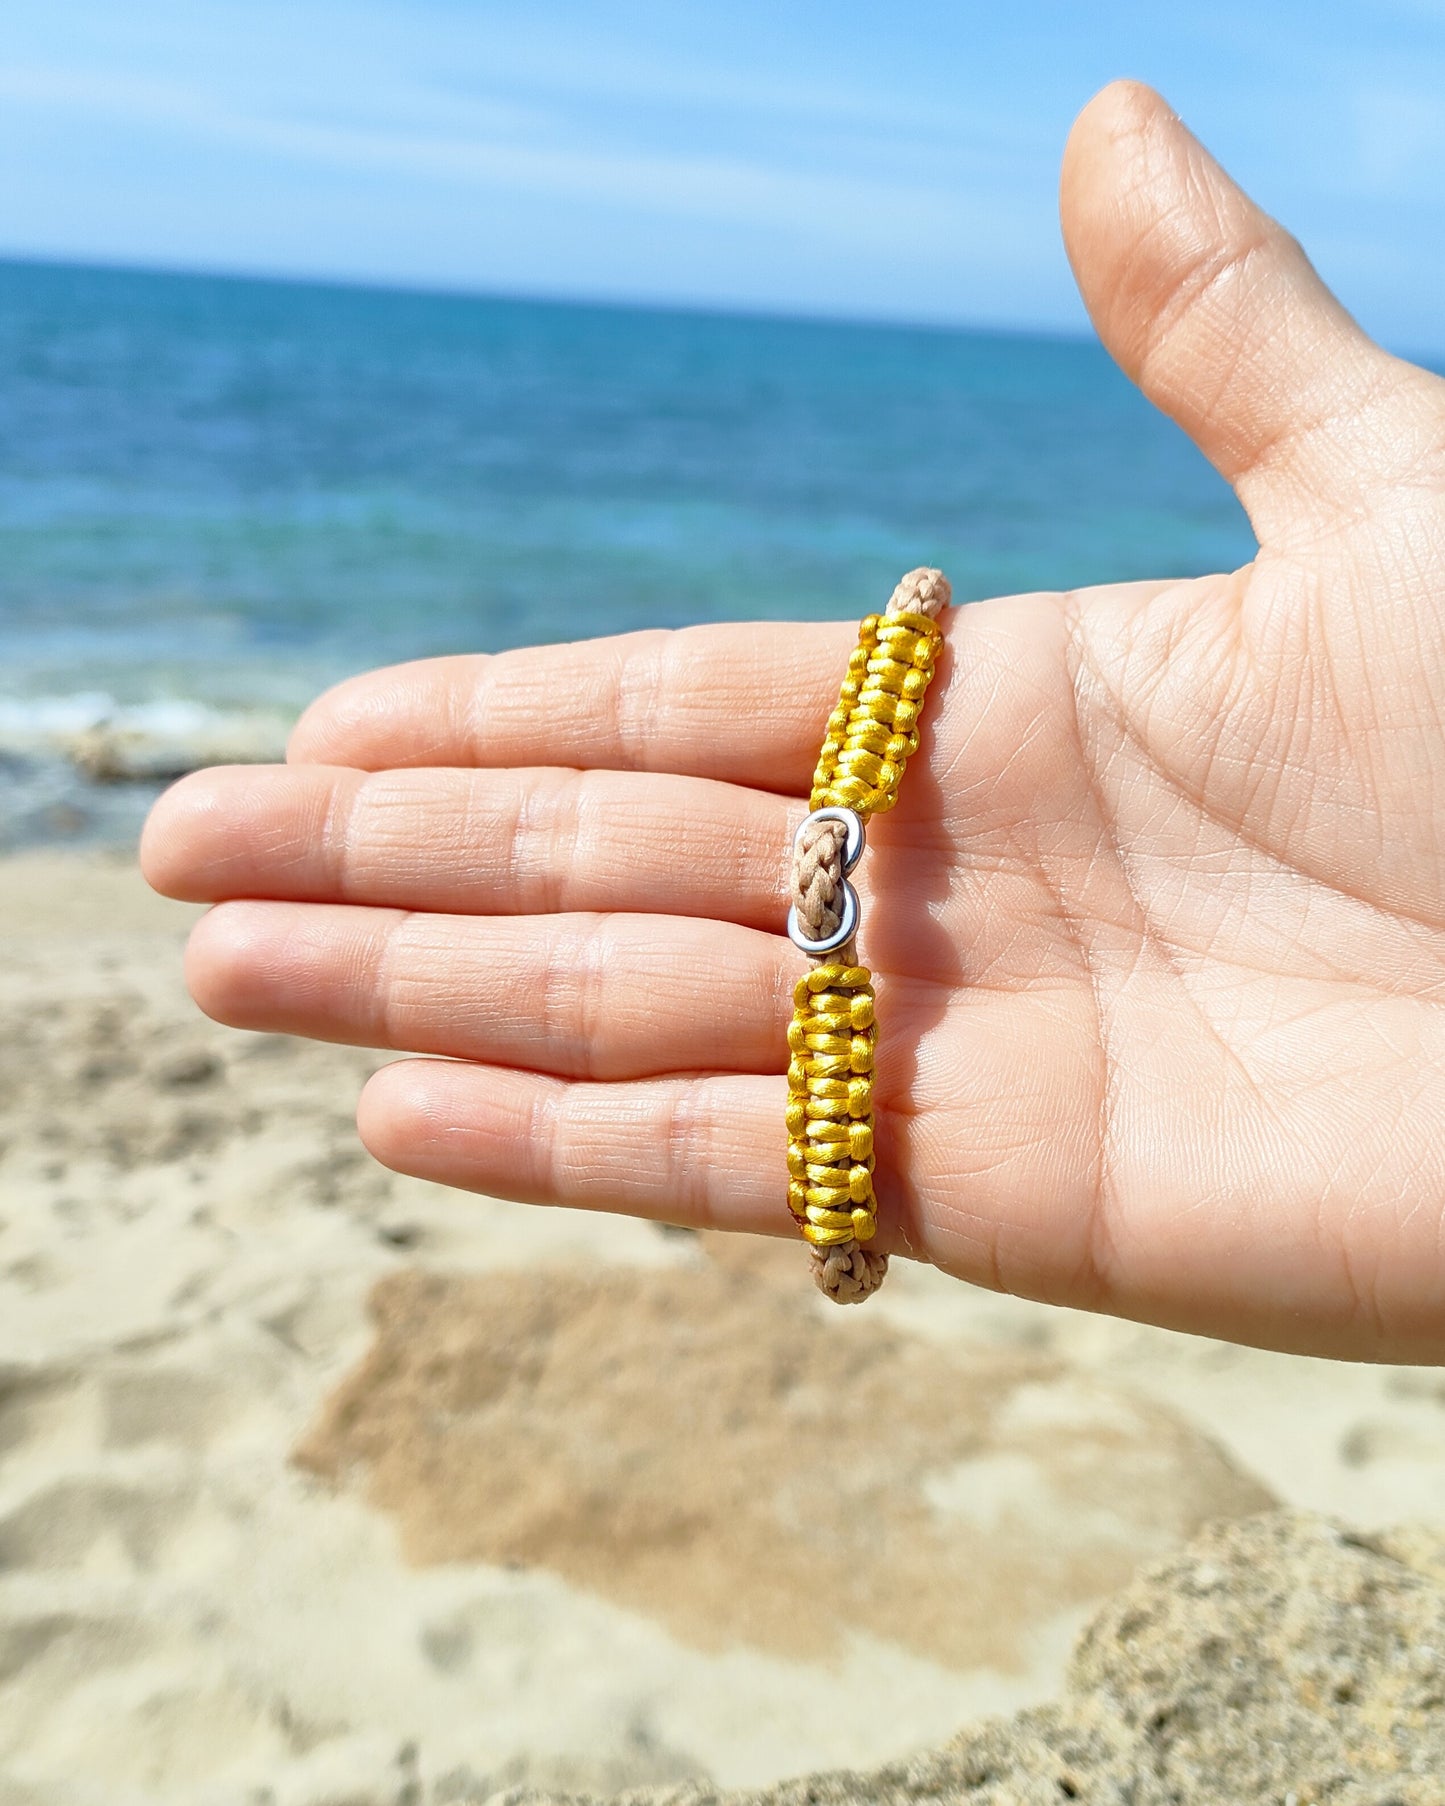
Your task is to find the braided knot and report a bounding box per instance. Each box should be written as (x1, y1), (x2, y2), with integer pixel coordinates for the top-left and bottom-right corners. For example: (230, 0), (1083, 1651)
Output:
(886, 567), (951, 619)
(790, 817), (849, 944)
(810, 1238), (889, 1303)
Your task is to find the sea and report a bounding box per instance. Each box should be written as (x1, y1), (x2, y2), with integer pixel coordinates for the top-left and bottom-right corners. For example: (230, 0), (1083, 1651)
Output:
(0, 256), (1257, 849)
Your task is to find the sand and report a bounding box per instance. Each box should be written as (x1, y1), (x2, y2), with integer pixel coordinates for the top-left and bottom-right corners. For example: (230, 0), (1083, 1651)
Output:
(577, 1513), (1445, 1805)
(3, 849), (1445, 1805)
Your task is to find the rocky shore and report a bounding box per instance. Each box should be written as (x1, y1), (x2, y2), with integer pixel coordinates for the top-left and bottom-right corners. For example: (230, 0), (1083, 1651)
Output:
(500, 1511), (1445, 1806)
(0, 705), (290, 851)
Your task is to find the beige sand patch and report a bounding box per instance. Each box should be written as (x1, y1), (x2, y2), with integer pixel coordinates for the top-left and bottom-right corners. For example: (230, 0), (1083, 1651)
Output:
(296, 1258), (1272, 1669)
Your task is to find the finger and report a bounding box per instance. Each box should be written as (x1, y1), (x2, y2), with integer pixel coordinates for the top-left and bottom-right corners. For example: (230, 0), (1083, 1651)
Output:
(142, 762), (795, 931)
(185, 900), (792, 1079)
(355, 994), (1102, 1275)
(359, 1059), (788, 1237)
(1060, 80), (1442, 544)
(287, 619), (859, 781)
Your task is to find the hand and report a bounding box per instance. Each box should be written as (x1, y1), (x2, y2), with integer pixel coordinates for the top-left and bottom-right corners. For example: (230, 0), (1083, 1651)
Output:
(142, 82), (1445, 1362)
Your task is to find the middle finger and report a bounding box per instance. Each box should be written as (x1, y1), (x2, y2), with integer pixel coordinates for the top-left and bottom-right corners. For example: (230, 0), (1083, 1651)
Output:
(143, 762), (796, 930)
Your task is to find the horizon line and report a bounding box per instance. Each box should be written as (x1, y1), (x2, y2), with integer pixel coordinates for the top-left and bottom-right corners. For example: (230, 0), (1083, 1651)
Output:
(4, 245), (1438, 372)
(0, 245), (1100, 348)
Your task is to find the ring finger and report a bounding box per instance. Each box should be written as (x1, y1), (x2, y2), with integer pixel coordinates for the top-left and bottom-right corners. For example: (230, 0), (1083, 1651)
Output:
(185, 901), (795, 1079)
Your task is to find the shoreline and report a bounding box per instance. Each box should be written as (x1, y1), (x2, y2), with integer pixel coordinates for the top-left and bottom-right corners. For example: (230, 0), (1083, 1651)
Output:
(0, 704), (292, 855)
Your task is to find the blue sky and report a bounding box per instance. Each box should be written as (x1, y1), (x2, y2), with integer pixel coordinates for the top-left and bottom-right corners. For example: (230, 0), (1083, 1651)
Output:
(2, 2), (1442, 351)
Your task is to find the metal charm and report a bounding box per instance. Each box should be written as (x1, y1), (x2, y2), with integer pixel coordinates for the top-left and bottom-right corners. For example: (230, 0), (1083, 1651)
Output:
(786, 805), (866, 956)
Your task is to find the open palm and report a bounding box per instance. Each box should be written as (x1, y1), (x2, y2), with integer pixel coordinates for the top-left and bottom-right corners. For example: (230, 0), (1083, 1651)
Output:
(143, 84), (1445, 1360)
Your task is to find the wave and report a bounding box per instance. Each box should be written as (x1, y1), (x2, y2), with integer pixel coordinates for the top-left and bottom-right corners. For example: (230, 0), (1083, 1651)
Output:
(0, 691), (289, 741)
(0, 691), (294, 796)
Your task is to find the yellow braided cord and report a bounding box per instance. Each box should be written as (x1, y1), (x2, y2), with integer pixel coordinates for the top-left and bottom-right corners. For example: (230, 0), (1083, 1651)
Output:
(786, 574), (949, 1293)
(809, 609), (944, 816)
(786, 963), (877, 1245)
(788, 601), (944, 1259)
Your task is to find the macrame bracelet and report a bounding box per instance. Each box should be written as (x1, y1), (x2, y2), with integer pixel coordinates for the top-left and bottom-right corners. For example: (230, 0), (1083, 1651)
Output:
(785, 567), (951, 1305)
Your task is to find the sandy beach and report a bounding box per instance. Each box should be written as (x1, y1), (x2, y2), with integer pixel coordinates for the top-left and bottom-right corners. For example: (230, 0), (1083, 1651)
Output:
(4, 848), (1445, 1805)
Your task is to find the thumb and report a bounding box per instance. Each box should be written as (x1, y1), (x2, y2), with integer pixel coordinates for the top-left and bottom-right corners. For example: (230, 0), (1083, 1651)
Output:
(1060, 80), (1436, 549)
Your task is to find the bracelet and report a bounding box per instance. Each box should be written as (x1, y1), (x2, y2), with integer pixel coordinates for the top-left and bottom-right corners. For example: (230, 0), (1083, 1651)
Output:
(785, 568), (951, 1304)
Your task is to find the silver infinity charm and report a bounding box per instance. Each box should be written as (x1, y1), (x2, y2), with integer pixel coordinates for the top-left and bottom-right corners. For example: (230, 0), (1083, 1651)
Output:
(787, 806), (866, 956)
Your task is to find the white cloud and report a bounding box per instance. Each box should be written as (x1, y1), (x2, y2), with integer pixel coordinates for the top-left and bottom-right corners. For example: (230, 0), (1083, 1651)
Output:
(0, 59), (984, 245)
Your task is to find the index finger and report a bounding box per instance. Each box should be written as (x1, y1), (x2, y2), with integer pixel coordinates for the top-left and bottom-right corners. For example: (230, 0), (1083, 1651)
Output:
(288, 620), (859, 789)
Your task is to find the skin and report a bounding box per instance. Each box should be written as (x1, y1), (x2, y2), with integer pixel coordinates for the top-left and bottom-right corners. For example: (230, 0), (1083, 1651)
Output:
(142, 82), (1445, 1362)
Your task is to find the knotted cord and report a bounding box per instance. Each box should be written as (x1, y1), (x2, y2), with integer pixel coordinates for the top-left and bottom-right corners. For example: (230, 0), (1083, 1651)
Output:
(785, 567), (950, 1303)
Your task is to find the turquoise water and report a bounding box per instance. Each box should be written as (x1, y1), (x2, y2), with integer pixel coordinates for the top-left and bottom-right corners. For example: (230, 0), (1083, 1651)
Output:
(0, 256), (1258, 844)
(0, 256), (1256, 712)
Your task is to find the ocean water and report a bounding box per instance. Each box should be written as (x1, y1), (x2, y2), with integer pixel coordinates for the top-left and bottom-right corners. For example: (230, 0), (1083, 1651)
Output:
(0, 256), (1256, 843)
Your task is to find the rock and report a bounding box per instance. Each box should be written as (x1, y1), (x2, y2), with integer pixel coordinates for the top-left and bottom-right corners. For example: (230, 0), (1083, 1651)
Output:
(65, 715), (290, 783)
(153, 1048), (223, 1090)
(481, 1511), (1445, 1806)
